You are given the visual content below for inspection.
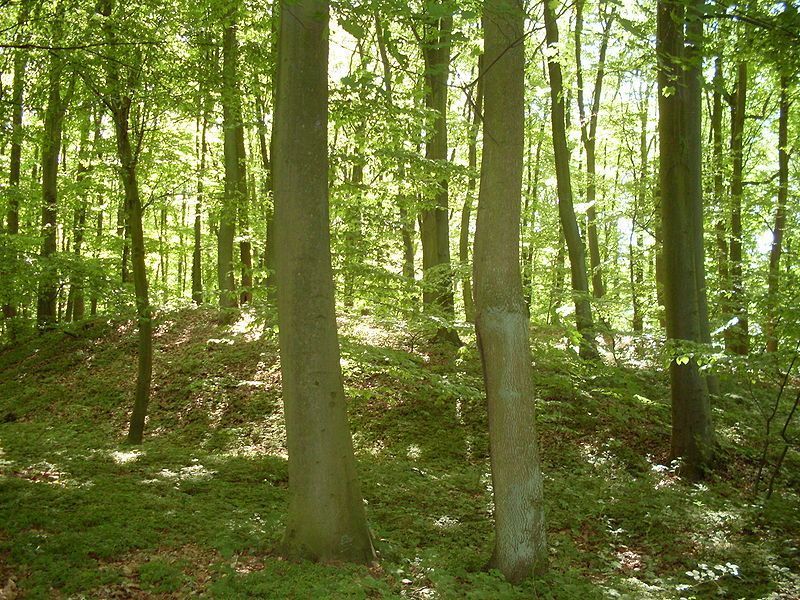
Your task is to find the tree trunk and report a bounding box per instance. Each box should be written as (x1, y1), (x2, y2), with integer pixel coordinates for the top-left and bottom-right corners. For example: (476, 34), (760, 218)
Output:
(766, 76), (789, 352)
(219, 10), (247, 309)
(575, 0), (613, 300)
(543, 1), (598, 359)
(66, 109), (92, 322)
(711, 55), (729, 339)
(475, 0), (547, 581)
(36, 49), (68, 330)
(728, 61), (748, 355)
(460, 64), (482, 324)
(657, 0), (713, 480)
(273, 0), (374, 563)
(2, 6), (29, 332)
(115, 109), (152, 445)
(420, 2), (459, 343)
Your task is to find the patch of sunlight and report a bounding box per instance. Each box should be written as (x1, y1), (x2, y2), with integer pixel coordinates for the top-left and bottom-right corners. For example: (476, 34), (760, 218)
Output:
(0, 445), (11, 472)
(228, 309), (261, 341)
(647, 455), (680, 489)
(433, 515), (459, 529)
(690, 507), (739, 551)
(206, 337), (234, 348)
(633, 394), (654, 406)
(580, 441), (615, 468)
(153, 319), (176, 338)
(14, 460), (91, 489)
(110, 449), (141, 464)
(157, 460), (216, 482)
(612, 577), (665, 598)
(407, 444), (421, 460)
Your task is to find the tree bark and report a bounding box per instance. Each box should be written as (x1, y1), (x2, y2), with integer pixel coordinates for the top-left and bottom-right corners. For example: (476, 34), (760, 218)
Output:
(575, 0), (613, 299)
(219, 9), (247, 309)
(657, 0), (714, 480)
(460, 63), (482, 324)
(766, 76), (790, 352)
(273, 0), (374, 563)
(420, 2), (459, 343)
(36, 49), (69, 330)
(727, 61), (749, 355)
(475, 0), (547, 581)
(543, 0), (598, 359)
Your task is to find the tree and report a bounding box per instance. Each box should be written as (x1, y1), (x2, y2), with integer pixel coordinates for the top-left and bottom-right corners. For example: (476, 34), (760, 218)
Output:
(272, 0), (375, 563)
(543, 0), (598, 359)
(418, 1), (459, 344)
(657, 0), (714, 480)
(766, 75), (790, 352)
(473, 0), (547, 582)
(218, 5), (247, 309)
(574, 0), (615, 300)
(36, 23), (72, 330)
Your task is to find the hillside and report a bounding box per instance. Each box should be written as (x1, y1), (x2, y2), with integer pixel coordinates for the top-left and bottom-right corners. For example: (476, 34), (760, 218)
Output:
(0, 308), (798, 599)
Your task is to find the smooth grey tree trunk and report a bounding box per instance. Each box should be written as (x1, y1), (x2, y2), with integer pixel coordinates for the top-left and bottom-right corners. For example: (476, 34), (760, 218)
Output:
(474, 0), (547, 582)
(273, 0), (374, 564)
(657, 0), (714, 480)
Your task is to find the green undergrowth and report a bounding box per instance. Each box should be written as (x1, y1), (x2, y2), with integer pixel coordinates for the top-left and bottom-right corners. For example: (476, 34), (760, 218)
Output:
(0, 307), (798, 598)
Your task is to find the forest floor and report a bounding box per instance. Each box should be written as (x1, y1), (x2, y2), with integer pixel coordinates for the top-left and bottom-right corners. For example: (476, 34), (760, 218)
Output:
(0, 306), (798, 599)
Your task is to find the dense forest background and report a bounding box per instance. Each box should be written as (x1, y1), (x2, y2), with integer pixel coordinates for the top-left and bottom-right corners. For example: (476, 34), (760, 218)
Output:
(0, 0), (799, 597)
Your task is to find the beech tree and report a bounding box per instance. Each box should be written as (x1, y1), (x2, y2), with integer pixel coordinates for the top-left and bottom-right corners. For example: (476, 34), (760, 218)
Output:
(272, 0), (375, 563)
(657, 0), (714, 479)
(474, 0), (547, 582)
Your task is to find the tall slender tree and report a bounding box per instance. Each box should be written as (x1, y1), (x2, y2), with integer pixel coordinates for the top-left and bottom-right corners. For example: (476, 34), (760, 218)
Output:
(543, 0), (598, 359)
(474, 0), (547, 582)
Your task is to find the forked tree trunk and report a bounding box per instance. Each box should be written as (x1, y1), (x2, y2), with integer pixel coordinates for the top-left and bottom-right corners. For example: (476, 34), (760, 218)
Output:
(273, 0), (374, 563)
(474, 0), (547, 582)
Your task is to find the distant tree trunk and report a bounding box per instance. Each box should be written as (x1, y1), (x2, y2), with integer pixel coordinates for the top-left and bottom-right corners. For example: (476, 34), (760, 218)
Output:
(91, 111), (103, 316)
(219, 9), (247, 309)
(521, 128), (543, 307)
(631, 105), (648, 333)
(766, 76), (790, 352)
(2, 8), (29, 331)
(657, 0), (713, 480)
(273, 0), (375, 563)
(460, 64), (482, 324)
(711, 56), (729, 335)
(37, 49), (69, 330)
(66, 110), (92, 322)
(192, 48), (211, 306)
(420, 2), (459, 343)
(255, 93), (277, 301)
(727, 61), (749, 355)
(543, 1), (598, 359)
(475, 0), (547, 582)
(375, 14), (415, 282)
(575, 0), (614, 299)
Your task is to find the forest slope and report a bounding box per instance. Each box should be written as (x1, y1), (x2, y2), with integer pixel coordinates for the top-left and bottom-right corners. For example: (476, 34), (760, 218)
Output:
(0, 308), (798, 599)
